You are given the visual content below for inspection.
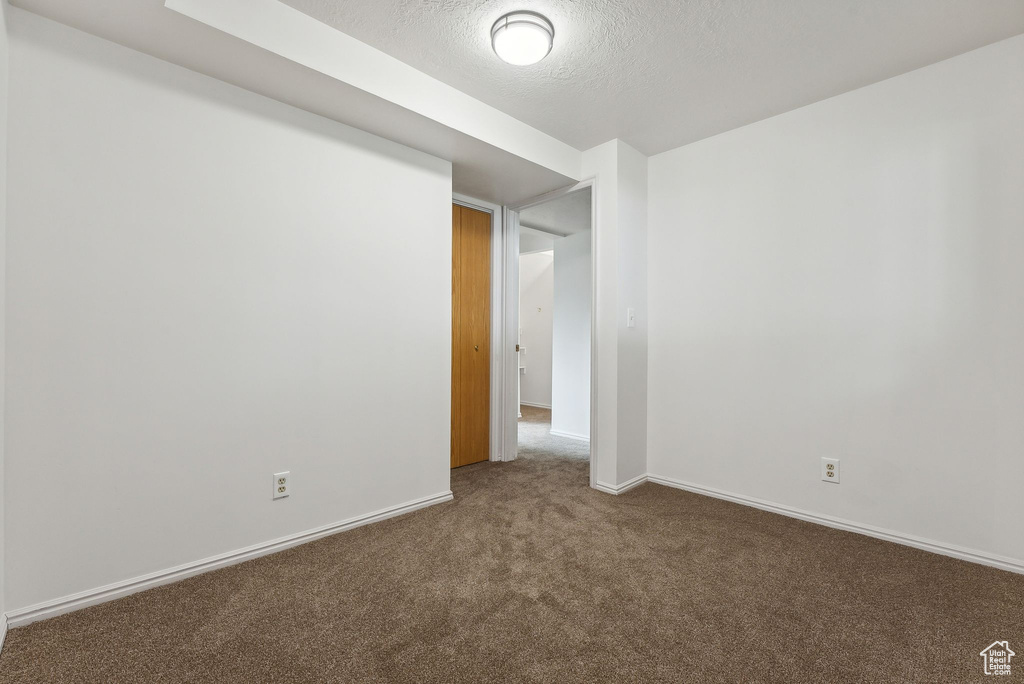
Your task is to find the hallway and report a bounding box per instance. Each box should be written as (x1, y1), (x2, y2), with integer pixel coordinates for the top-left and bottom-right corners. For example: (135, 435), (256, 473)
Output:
(517, 405), (589, 462)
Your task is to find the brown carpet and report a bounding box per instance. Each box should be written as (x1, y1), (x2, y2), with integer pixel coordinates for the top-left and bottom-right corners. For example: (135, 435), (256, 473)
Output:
(1, 408), (1021, 682)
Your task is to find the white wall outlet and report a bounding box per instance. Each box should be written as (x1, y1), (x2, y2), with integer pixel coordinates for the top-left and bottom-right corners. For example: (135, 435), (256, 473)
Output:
(273, 471), (290, 499)
(821, 458), (840, 484)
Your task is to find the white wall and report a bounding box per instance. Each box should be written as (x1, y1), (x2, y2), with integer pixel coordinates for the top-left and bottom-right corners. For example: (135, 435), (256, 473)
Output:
(581, 140), (649, 490)
(519, 251), (553, 408)
(551, 231), (591, 440)
(0, 0), (9, 642)
(614, 144), (648, 483)
(648, 35), (1024, 566)
(4, 10), (453, 612)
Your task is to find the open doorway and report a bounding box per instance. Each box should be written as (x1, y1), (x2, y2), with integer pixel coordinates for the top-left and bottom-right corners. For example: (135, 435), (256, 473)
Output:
(513, 186), (593, 472)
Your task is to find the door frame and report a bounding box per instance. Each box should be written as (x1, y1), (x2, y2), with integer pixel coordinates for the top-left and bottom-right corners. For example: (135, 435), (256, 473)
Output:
(452, 193), (505, 463)
(506, 178), (598, 489)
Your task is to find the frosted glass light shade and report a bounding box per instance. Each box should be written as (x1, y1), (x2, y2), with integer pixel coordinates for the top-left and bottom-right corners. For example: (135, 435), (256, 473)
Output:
(491, 12), (554, 66)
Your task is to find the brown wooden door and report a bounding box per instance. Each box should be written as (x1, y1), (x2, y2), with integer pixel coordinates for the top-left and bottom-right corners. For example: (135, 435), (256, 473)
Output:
(451, 204), (491, 468)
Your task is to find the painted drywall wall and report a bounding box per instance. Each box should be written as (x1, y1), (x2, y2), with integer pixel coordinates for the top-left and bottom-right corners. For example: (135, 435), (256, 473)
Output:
(519, 252), (554, 408)
(4, 10), (453, 612)
(614, 144), (649, 484)
(581, 140), (649, 490)
(551, 231), (591, 440)
(0, 0), (9, 642)
(582, 143), (618, 487)
(648, 35), (1024, 565)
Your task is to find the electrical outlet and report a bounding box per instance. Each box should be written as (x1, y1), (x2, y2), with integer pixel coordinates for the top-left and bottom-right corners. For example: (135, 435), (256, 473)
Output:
(273, 471), (290, 499)
(821, 458), (840, 484)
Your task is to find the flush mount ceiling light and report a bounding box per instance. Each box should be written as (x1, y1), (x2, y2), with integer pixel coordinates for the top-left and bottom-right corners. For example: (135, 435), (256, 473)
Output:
(491, 11), (554, 66)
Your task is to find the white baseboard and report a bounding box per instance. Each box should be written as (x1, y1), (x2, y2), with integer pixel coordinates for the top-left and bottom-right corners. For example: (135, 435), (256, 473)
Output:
(0, 613), (7, 653)
(594, 473), (649, 495)
(647, 474), (1024, 576)
(549, 429), (590, 442)
(5, 490), (454, 628)
(519, 401), (551, 409)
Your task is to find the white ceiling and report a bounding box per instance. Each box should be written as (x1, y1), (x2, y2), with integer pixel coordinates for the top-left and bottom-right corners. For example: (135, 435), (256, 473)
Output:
(283, 0), (1024, 155)
(519, 227), (555, 255)
(519, 187), (591, 237)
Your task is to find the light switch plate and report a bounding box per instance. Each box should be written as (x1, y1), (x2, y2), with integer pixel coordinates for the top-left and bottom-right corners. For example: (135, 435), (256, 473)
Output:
(627, 307), (636, 328)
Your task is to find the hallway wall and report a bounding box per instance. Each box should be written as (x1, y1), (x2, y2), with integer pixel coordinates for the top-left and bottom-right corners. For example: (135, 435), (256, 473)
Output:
(519, 252), (554, 408)
(551, 232), (592, 441)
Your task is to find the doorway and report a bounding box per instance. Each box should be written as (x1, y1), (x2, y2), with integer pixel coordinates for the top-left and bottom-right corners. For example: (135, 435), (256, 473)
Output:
(511, 186), (593, 473)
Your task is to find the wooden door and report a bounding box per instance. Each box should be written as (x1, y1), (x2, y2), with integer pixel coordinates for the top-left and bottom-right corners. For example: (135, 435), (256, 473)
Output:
(451, 204), (491, 468)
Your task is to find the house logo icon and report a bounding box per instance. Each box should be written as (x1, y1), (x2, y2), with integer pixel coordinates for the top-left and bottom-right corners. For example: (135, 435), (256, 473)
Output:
(980, 641), (1015, 676)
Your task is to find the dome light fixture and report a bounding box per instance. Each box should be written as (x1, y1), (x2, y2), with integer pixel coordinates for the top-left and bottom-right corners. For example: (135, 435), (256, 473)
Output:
(491, 11), (554, 66)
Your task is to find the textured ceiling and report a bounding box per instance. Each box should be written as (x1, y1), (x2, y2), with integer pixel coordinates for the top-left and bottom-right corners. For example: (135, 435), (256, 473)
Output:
(282, 0), (1024, 154)
(519, 188), (590, 236)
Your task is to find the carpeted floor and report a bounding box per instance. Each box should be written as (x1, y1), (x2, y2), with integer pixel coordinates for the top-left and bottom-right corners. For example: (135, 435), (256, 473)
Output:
(0, 408), (1021, 682)
(517, 404), (589, 461)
